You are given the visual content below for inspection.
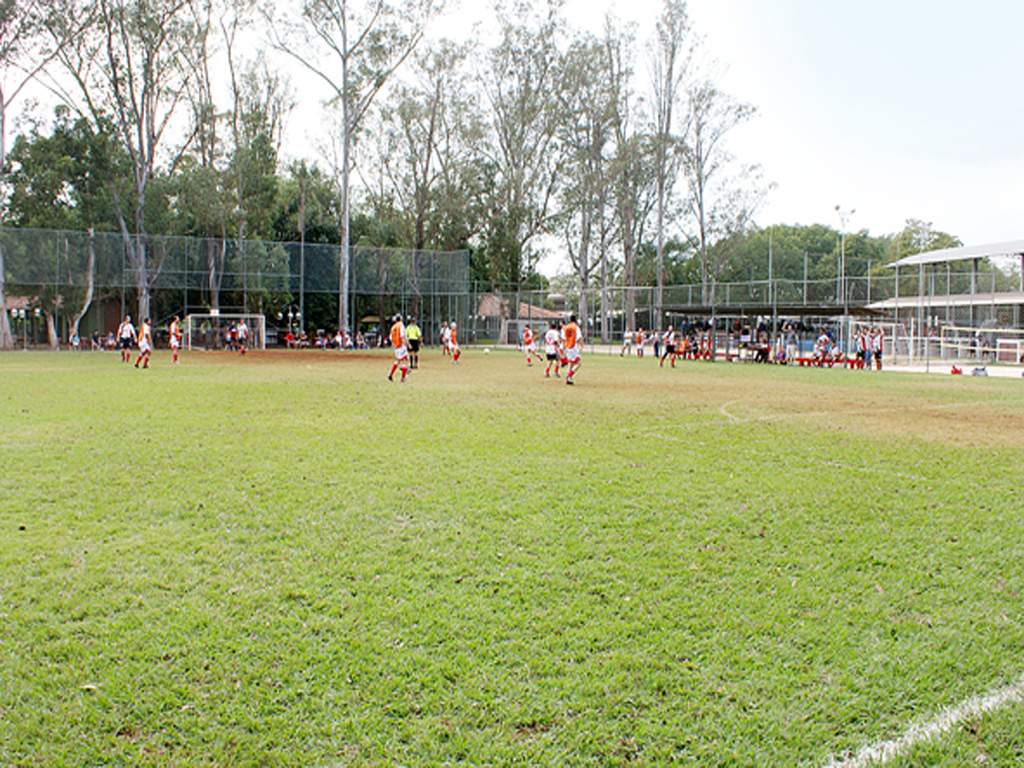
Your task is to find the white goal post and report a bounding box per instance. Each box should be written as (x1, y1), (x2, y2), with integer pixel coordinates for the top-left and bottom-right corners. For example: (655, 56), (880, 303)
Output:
(939, 324), (1024, 364)
(185, 314), (266, 351)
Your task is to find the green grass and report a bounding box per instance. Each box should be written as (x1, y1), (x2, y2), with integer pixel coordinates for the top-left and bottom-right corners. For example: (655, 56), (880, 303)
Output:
(2, 349), (1023, 767)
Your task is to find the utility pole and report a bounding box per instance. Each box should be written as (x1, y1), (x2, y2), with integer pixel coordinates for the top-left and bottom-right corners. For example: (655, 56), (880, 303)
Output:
(768, 228), (777, 336)
(835, 205), (856, 351)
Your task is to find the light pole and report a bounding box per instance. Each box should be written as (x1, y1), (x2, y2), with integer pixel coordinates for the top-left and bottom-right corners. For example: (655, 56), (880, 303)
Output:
(835, 205), (856, 351)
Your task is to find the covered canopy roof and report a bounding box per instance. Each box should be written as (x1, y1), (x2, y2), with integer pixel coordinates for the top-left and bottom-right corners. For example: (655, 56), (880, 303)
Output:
(888, 239), (1024, 269)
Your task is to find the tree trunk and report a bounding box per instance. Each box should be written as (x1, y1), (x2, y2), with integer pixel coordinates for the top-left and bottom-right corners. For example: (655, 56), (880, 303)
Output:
(132, 189), (150, 320)
(0, 99), (14, 350)
(45, 311), (59, 349)
(622, 198), (637, 333)
(0, 239), (13, 350)
(577, 207), (591, 337)
(207, 238), (224, 311)
(655, 173), (665, 328)
(70, 232), (97, 339)
(338, 35), (352, 333)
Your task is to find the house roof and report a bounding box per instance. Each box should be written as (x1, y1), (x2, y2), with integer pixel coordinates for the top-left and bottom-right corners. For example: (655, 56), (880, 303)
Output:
(476, 293), (563, 319)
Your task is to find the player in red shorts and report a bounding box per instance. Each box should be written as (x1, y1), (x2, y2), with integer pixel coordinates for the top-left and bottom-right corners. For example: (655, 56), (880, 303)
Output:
(134, 317), (153, 369)
(450, 321), (461, 363)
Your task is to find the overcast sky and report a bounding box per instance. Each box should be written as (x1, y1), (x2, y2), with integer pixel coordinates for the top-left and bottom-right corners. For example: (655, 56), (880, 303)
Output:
(572, 0), (1022, 244)
(294, 0), (1024, 272)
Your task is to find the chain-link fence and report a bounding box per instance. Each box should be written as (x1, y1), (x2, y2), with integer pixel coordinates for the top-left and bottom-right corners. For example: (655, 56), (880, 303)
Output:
(0, 227), (470, 347)
(3, 226), (1021, 351)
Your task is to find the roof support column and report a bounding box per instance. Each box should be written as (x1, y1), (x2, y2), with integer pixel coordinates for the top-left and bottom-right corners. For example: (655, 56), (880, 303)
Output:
(919, 264), (926, 359)
(971, 258), (978, 327)
(1019, 253), (1023, 293)
(894, 265), (900, 327)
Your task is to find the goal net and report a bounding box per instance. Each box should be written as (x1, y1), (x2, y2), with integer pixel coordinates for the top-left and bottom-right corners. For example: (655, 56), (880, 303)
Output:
(185, 313), (266, 351)
(939, 324), (1024, 364)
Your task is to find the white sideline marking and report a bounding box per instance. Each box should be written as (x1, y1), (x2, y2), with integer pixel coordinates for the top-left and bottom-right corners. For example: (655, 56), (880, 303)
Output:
(823, 672), (1024, 768)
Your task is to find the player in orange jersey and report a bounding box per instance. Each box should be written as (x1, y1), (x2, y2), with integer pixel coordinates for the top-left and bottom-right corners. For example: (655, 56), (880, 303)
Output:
(134, 317), (153, 369)
(169, 315), (182, 365)
(635, 327), (645, 358)
(450, 321), (461, 363)
(562, 314), (582, 385)
(522, 325), (542, 366)
(387, 314), (409, 382)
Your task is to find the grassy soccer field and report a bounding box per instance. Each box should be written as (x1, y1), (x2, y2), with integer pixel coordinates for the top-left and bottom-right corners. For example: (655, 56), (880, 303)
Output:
(2, 349), (1023, 767)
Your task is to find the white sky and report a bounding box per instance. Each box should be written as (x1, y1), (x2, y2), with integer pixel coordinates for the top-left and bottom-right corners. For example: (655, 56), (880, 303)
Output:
(389, 0), (1024, 272)
(14, 0), (1023, 275)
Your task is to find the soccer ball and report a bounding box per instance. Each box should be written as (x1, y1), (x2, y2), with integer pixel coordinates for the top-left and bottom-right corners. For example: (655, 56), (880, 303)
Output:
(484, 348), (491, 354)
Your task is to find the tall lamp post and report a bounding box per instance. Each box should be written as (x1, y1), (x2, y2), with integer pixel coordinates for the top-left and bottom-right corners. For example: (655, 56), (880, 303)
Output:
(835, 205), (856, 351)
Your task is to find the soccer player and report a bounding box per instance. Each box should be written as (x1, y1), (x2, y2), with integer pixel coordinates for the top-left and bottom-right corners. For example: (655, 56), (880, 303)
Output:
(406, 316), (422, 369)
(562, 314), (582, 385)
(620, 328), (633, 357)
(169, 315), (182, 365)
(635, 327), (645, 358)
(660, 326), (677, 368)
(449, 321), (461, 363)
(543, 321), (561, 378)
(440, 321), (450, 356)
(387, 314), (409, 382)
(134, 317), (152, 369)
(872, 327), (884, 371)
(522, 325), (541, 366)
(237, 319), (249, 355)
(117, 314), (136, 363)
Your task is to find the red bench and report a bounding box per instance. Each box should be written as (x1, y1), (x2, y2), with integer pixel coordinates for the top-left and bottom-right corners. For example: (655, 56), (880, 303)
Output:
(795, 357), (864, 369)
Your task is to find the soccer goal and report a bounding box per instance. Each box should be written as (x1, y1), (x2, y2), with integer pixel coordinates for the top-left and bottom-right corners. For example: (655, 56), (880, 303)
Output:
(939, 324), (1024, 364)
(185, 313), (266, 351)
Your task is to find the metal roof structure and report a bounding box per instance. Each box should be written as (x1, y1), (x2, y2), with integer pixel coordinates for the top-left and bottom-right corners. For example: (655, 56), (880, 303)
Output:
(868, 291), (1024, 311)
(888, 240), (1024, 269)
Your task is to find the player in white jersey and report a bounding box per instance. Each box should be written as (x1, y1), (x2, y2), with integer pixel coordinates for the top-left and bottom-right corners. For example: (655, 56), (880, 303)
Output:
(116, 315), (136, 363)
(237, 320), (249, 355)
(169, 315), (182, 365)
(660, 326), (677, 368)
(620, 329), (633, 357)
(543, 321), (562, 378)
(134, 317), (153, 369)
(440, 322), (451, 356)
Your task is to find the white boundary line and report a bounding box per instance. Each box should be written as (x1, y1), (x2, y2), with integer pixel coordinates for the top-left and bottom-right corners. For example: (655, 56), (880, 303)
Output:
(823, 672), (1024, 768)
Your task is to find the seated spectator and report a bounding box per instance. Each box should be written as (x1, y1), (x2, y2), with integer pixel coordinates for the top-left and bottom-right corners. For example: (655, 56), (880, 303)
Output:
(284, 331), (296, 349)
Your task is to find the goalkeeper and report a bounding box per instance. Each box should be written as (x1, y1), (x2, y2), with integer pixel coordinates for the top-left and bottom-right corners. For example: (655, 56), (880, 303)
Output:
(406, 317), (423, 370)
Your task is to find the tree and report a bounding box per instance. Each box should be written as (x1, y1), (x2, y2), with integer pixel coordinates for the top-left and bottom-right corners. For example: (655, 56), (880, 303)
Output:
(680, 78), (756, 304)
(369, 40), (482, 314)
(558, 34), (614, 334)
(5, 108), (124, 345)
(649, 0), (691, 327)
(479, 0), (566, 287)
(266, 0), (440, 332)
(54, 0), (208, 321)
(0, 0), (91, 348)
(606, 18), (656, 333)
